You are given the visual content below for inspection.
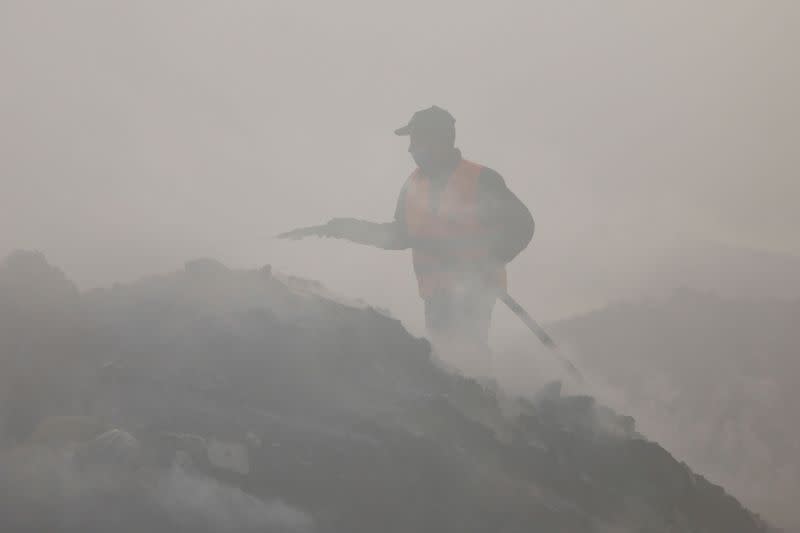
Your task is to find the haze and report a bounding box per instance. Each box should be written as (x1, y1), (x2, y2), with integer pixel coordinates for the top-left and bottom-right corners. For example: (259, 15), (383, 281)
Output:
(2, 0), (798, 332)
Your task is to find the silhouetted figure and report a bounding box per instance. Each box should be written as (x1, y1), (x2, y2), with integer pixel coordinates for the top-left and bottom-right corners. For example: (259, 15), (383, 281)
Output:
(280, 106), (534, 376)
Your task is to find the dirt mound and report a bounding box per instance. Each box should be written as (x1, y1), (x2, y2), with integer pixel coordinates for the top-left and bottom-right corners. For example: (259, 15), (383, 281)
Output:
(0, 252), (774, 532)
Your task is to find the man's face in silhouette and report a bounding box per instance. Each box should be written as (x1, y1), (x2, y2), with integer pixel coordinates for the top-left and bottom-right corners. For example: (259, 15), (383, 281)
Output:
(408, 128), (454, 171)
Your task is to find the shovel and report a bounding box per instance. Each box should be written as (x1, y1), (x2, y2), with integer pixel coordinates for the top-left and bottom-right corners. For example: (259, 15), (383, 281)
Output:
(498, 292), (584, 383)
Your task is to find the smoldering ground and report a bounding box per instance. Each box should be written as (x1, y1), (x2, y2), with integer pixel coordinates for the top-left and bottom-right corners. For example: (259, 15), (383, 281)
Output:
(0, 443), (313, 533)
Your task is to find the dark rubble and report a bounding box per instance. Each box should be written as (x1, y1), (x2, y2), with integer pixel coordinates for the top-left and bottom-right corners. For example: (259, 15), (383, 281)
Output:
(0, 251), (775, 532)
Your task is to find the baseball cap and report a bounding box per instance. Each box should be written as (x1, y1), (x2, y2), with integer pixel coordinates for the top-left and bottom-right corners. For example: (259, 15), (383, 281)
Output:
(394, 105), (456, 136)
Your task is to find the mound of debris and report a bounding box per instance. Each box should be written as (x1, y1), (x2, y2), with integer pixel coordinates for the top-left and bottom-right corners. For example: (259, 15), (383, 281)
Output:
(0, 251), (774, 532)
(552, 289), (800, 531)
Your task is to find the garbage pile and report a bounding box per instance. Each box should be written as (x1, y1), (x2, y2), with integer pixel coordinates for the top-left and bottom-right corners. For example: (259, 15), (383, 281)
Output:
(0, 251), (775, 532)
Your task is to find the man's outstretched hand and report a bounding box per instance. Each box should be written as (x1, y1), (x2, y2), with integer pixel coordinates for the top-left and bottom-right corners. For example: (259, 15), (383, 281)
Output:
(277, 218), (399, 249)
(276, 225), (323, 240)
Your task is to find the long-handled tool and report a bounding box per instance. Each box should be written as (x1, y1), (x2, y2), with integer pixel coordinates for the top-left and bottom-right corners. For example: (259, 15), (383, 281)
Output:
(498, 292), (584, 383)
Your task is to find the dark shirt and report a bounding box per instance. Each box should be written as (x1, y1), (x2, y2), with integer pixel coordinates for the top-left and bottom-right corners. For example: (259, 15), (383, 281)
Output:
(387, 151), (535, 264)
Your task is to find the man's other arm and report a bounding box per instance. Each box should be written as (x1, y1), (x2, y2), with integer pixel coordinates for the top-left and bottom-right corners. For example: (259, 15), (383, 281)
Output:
(478, 167), (535, 264)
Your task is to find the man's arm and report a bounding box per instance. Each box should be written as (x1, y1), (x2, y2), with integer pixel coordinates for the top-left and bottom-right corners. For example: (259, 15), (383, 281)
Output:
(478, 167), (535, 264)
(278, 182), (411, 250)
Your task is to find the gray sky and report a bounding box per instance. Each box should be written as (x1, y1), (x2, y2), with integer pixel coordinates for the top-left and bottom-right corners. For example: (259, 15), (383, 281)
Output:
(2, 0), (798, 328)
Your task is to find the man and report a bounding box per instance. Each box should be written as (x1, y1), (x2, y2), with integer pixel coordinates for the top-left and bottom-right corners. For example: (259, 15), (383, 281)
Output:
(280, 106), (534, 376)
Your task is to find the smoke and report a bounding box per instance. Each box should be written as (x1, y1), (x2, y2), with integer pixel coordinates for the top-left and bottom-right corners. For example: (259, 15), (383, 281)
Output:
(0, 444), (314, 533)
(539, 293), (800, 533)
(151, 465), (314, 533)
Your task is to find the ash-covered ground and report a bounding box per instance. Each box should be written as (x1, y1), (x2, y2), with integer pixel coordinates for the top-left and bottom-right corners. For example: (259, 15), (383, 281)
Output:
(0, 251), (774, 532)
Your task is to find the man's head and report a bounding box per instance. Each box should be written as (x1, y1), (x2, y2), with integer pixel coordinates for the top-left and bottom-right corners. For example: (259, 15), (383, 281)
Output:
(395, 106), (457, 171)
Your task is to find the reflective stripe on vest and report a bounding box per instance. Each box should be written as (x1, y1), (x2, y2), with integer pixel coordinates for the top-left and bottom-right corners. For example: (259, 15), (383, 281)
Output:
(404, 159), (508, 299)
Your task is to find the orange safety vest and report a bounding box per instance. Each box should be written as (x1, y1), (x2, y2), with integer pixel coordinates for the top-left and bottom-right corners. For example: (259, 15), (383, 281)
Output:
(404, 159), (508, 299)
